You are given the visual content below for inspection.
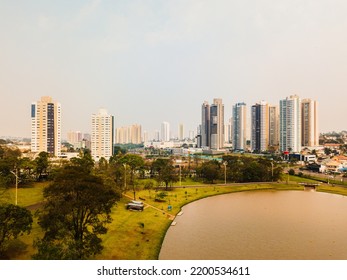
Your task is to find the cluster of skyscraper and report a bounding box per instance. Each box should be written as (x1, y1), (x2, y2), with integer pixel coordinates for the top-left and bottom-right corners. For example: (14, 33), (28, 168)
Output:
(31, 97), (115, 160)
(30, 94), (318, 160)
(199, 95), (318, 153)
(30, 97), (188, 161)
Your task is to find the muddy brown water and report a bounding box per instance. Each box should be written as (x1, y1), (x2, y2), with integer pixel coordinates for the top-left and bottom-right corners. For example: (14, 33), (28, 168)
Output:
(159, 190), (347, 259)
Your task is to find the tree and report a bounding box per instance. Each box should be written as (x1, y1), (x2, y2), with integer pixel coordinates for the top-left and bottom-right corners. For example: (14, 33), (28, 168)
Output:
(33, 165), (119, 260)
(34, 151), (50, 181)
(288, 169), (295, 176)
(0, 145), (22, 187)
(0, 204), (33, 257)
(198, 160), (220, 183)
(97, 157), (108, 172)
(221, 155), (282, 183)
(18, 157), (35, 184)
(152, 158), (178, 190)
(119, 154), (145, 199)
(324, 147), (332, 156)
(113, 146), (126, 156)
(222, 155), (244, 182)
(144, 181), (154, 197)
(70, 149), (94, 173)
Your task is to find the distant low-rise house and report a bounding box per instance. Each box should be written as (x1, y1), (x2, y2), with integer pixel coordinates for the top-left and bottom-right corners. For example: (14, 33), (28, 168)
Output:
(324, 160), (343, 173)
(331, 155), (347, 164)
(323, 143), (341, 150)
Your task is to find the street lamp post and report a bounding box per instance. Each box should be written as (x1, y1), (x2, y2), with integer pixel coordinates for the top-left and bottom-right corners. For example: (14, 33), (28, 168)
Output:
(123, 163), (127, 190)
(223, 161), (228, 185)
(10, 168), (18, 206)
(271, 160), (274, 182)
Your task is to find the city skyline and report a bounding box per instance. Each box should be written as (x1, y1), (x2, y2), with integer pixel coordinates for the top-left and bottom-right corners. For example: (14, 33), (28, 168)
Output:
(1, 1), (347, 137)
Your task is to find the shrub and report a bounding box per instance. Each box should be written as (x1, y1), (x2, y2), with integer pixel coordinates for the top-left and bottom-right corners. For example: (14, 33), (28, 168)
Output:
(288, 169), (295, 176)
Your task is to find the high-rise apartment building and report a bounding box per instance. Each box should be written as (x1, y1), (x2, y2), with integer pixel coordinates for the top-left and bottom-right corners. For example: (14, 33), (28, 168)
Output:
(143, 131), (149, 143)
(31, 96), (61, 157)
(251, 101), (269, 152)
(154, 130), (160, 141)
(83, 133), (91, 142)
(178, 123), (184, 140)
(161, 122), (170, 142)
(279, 95), (301, 153)
(232, 102), (247, 150)
(131, 124), (142, 144)
(91, 108), (114, 160)
(269, 105), (279, 149)
(116, 124), (142, 144)
(201, 101), (210, 148)
(67, 131), (83, 146)
(228, 117), (233, 145)
(115, 127), (128, 144)
(210, 98), (224, 150)
(189, 130), (196, 140)
(301, 99), (318, 147)
(224, 123), (230, 143)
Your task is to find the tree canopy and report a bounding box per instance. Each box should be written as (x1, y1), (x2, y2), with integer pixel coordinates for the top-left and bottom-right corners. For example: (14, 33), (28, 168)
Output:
(194, 155), (282, 183)
(152, 158), (177, 190)
(119, 154), (145, 199)
(197, 160), (220, 183)
(33, 165), (119, 259)
(0, 204), (33, 257)
(0, 145), (22, 187)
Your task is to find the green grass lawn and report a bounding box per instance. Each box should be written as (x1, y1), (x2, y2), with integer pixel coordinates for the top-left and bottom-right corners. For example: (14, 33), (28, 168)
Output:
(288, 175), (321, 183)
(3, 178), (347, 260)
(0, 182), (48, 207)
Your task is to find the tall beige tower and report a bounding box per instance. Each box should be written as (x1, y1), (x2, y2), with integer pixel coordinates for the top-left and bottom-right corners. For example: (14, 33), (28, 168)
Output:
(116, 124), (142, 144)
(31, 96), (61, 157)
(280, 95), (301, 153)
(178, 123), (184, 140)
(301, 99), (318, 147)
(91, 108), (114, 160)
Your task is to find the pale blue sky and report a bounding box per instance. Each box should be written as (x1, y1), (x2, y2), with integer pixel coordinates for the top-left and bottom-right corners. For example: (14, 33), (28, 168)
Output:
(1, 0), (347, 138)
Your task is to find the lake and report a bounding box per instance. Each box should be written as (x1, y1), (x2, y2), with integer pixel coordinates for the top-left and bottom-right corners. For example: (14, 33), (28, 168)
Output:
(159, 190), (347, 259)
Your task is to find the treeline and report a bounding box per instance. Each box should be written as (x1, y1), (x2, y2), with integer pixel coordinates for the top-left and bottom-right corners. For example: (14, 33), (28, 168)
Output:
(196, 155), (283, 183)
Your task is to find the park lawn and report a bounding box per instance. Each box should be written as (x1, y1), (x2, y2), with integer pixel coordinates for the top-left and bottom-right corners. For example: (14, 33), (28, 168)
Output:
(6, 180), (347, 260)
(288, 175), (321, 183)
(1, 182), (48, 207)
(316, 184), (347, 196)
(97, 197), (171, 260)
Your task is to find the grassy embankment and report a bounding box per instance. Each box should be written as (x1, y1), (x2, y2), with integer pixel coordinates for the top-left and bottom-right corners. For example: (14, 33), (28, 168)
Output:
(2, 176), (347, 260)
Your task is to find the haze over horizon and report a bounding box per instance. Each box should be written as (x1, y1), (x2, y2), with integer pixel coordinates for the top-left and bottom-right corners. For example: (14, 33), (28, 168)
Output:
(1, 0), (347, 138)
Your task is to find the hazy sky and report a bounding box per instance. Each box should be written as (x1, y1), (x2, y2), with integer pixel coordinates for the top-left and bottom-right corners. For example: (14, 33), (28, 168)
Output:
(1, 0), (347, 138)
